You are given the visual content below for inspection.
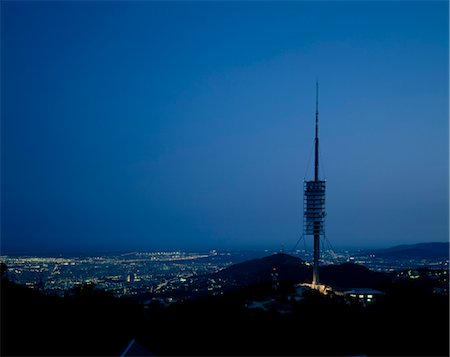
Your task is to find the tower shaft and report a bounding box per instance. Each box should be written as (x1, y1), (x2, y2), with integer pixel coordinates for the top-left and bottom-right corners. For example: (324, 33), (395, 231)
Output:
(303, 82), (325, 287)
(313, 81), (320, 285)
(314, 82), (319, 182)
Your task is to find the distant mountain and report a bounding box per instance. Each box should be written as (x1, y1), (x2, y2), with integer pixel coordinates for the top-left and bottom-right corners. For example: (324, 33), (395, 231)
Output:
(214, 252), (309, 287)
(205, 253), (389, 291)
(320, 262), (389, 289)
(370, 242), (449, 259)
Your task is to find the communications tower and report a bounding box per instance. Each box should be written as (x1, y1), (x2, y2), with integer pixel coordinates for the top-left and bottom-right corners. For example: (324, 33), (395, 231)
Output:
(304, 82), (326, 286)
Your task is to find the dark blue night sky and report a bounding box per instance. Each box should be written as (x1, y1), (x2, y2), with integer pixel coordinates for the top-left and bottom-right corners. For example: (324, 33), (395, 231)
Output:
(1, 1), (448, 254)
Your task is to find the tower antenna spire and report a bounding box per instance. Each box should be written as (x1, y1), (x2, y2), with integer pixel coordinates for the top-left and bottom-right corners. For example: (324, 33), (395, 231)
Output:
(303, 81), (325, 287)
(314, 81), (319, 182)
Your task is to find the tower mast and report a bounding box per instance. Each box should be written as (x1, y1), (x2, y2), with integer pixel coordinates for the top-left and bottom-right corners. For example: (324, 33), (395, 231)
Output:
(303, 82), (326, 288)
(314, 81), (319, 182)
(313, 81), (320, 285)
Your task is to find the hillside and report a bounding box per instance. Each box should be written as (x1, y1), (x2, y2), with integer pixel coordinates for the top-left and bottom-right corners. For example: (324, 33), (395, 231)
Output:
(1, 278), (143, 356)
(370, 242), (449, 259)
(2, 256), (448, 356)
(320, 262), (389, 289)
(214, 252), (309, 285)
(202, 253), (390, 291)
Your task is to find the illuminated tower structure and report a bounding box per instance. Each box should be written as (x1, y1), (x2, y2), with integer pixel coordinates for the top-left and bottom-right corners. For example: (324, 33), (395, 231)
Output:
(304, 82), (326, 286)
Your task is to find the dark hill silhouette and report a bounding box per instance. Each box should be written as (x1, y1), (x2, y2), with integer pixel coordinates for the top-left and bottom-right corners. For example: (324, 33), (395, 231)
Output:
(369, 242), (449, 259)
(1, 278), (143, 356)
(139, 269), (448, 357)
(209, 253), (389, 290)
(2, 260), (448, 356)
(320, 262), (389, 289)
(214, 252), (309, 285)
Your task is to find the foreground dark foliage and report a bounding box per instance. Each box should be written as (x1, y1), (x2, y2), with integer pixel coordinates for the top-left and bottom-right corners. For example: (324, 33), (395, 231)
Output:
(1, 279), (144, 356)
(1, 271), (448, 356)
(137, 281), (449, 356)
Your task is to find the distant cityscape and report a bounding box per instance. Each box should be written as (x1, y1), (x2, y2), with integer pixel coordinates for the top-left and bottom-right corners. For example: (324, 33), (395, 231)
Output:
(1, 247), (448, 299)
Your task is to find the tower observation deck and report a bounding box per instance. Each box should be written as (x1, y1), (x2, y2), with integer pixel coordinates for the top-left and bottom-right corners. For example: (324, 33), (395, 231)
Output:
(304, 82), (326, 286)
